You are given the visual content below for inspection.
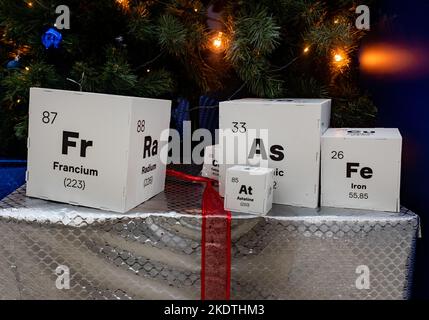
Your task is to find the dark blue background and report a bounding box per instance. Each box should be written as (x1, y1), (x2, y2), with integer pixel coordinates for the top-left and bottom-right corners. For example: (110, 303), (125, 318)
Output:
(366, 0), (429, 298)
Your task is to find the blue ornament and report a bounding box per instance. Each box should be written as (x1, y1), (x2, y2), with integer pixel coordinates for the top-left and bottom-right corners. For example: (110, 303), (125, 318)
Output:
(42, 28), (63, 49)
(6, 59), (21, 69)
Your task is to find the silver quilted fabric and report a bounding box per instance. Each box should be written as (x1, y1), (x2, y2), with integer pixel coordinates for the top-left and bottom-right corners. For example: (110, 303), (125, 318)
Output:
(0, 174), (419, 300)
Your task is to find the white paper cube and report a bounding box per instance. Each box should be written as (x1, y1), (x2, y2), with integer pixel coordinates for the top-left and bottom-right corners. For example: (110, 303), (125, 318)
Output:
(321, 128), (402, 212)
(224, 165), (274, 215)
(26, 88), (171, 213)
(201, 145), (219, 180)
(219, 98), (331, 208)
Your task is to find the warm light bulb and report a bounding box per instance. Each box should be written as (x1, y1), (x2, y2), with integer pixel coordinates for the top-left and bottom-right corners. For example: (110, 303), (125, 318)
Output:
(213, 32), (223, 49)
(213, 39), (222, 48)
(146, 68), (151, 73)
(17, 99), (21, 103)
(209, 31), (229, 52)
(194, 8), (198, 12)
(331, 48), (350, 72)
(304, 46), (310, 54)
(334, 54), (343, 62)
(25, 66), (30, 71)
(27, 2), (33, 8)
(334, 19), (339, 24)
(212, 32), (224, 51)
(116, 0), (129, 10)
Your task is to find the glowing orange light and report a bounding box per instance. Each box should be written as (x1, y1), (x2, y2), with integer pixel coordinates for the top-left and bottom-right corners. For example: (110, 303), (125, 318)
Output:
(213, 38), (222, 48)
(331, 48), (350, 72)
(27, 2), (33, 8)
(360, 43), (429, 76)
(194, 8), (198, 12)
(116, 0), (129, 10)
(211, 32), (224, 51)
(25, 66), (30, 71)
(304, 46), (310, 54)
(334, 54), (343, 62)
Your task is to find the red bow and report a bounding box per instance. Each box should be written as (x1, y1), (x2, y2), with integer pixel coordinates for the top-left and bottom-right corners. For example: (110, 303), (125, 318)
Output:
(167, 170), (231, 300)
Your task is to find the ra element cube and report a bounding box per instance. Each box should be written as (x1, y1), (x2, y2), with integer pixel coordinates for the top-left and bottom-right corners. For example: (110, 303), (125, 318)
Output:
(201, 145), (219, 181)
(26, 88), (171, 213)
(321, 128), (402, 212)
(224, 166), (274, 215)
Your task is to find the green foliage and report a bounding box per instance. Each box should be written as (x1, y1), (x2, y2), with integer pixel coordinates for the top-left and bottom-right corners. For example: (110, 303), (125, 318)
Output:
(225, 5), (283, 97)
(237, 6), (280, 55)
(1, 62), (61, 105)
(14, 116), (28, 141)
(158, 14), (188, 56)
(128, 4), (157, 42)
(0, 0), (378, 156)
(306, 20), (362, 55)
(99, 48), (139, 95)
(138, 69), (175, 97)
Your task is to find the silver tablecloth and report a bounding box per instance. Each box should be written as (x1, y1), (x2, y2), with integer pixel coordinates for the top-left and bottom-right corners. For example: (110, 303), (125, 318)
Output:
(0, 174), (420, 300)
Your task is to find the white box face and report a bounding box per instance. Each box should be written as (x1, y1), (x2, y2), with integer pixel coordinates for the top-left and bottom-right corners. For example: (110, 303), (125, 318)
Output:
(201, 145), (219, 180)
(224, 166), (274, 215)
(321, 128), (402, 212)
(27, 88), (171, 213)
(219, 99), (331, 208)
(125, 98), (171, 211)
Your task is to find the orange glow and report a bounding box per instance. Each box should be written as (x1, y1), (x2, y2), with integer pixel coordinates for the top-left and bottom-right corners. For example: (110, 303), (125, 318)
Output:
(304, 46), (310, 54)
(211, 32), (225, 51)
(331, 48), (350, 72)
(116, 0), (129, 10)
(360, 43), (427, 75)
(213, 38), (222, 48)
(334, 54), (343, 62)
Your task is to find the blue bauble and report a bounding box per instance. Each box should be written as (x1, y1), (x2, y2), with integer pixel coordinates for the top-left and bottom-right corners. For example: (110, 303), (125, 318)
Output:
(6, 59), (21, 69)
(42, 27), (63, 49)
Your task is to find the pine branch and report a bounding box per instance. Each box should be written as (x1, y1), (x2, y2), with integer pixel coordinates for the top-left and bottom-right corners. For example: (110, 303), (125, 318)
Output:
(1, 62), (61, 105)
(98, 47), (138, 95)
(157, 14), (188, 56)
(137, 69), (175, 97)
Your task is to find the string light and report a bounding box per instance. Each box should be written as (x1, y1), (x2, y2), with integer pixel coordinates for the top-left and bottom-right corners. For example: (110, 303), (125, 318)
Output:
(331, 48), (350, 72)
(25, 66), (30, 71)
(303, 46), (310, 54)
(115, 0), (129, 11)
(334, 54), (343, 62)
(211, 32), (224, 51)
(27, 2), (33, 8)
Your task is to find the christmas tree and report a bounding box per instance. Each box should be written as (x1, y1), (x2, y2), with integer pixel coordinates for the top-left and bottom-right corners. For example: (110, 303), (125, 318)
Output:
(0, 0), (377, 157)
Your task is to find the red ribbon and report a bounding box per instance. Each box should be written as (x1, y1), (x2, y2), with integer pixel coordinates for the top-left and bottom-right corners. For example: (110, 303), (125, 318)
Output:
(166, 169), (231, 300)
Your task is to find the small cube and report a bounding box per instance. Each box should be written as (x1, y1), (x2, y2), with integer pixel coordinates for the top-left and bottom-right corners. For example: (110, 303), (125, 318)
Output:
(224, 166), (274, 215)
(321, 128), (402, 212)
(201, 145), (219, 180)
